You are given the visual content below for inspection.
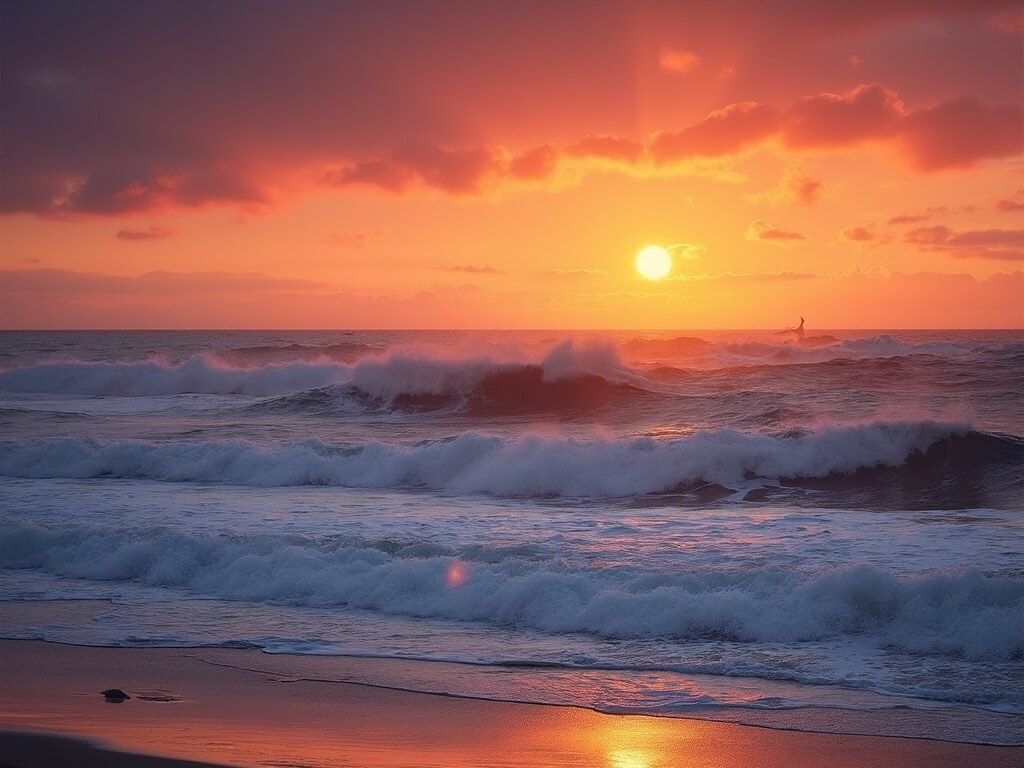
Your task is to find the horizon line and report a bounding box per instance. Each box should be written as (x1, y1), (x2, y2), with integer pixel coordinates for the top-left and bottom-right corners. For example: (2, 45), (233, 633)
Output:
(3, 327), (1023, 333)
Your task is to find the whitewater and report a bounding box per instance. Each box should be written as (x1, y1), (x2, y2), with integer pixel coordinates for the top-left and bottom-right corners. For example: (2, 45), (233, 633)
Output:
(1, 329), (1022, 744)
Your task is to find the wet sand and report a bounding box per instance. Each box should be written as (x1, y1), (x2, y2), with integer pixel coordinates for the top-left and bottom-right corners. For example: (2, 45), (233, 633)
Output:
(1, 639), (1021, 768)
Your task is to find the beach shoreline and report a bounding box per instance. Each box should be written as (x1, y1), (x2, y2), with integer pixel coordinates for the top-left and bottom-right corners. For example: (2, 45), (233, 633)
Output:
(1, 639), (1021, 768)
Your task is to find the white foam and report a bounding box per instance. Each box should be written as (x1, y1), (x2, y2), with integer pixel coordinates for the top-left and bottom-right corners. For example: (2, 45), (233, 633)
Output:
(0, 420), (968, 494)
(0, 340), (633, 399)
(1, 523), (1021, 666)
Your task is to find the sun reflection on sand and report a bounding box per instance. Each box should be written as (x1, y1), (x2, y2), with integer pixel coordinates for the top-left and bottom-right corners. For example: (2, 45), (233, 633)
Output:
(593, 717), (692, 768)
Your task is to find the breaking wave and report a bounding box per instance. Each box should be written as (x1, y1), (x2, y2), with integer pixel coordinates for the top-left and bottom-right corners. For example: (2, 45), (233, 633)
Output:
(0, 341), (641, 411)
(1, 523), (1021, 668)
(2, 421), (1017, 505)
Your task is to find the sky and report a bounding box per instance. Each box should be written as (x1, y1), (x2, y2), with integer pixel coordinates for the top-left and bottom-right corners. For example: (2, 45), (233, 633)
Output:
(1, 0), (1022, 329)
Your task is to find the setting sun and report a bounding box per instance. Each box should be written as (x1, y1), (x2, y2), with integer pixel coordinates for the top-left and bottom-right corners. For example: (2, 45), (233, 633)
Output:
(635, 246), (673, 280)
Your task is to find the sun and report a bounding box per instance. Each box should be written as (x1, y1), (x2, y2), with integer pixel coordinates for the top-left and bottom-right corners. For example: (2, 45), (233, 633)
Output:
(635, 245), (672, 280)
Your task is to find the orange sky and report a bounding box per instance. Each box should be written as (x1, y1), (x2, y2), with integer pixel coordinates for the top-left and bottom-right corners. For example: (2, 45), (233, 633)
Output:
(1, 0), (1022, 328)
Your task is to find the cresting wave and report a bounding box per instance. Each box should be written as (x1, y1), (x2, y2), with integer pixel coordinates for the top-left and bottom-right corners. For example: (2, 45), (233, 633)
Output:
(0, 341), (640, 408)
(3, 335), (1019, 398)
(2, 523), (1022, 675)
(2, 421), (1016, 501)
(263, 367), (646, 416)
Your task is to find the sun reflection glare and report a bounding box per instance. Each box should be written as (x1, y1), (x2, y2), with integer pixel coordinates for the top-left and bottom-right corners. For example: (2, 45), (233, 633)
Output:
(594, 717), (680, 768)
(445, 561), (467, 587)
(608, 748), (651, 768)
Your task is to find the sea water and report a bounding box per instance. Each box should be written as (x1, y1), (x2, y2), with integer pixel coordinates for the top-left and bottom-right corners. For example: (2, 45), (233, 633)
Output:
(1, 330), (1021, 743)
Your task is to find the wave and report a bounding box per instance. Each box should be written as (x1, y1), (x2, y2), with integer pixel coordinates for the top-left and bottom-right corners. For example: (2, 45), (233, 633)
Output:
(263, 366), (647, 416)
(0, 356), (350, 397)
(0, 341), (648, 416)
(622, 336), (711, 358)
(1, 421), (1017, 504)
(626, 334), (1024, 370)
(3, 335), (1018, 399)
(212, 341), (382, 367)
(2, 523), (1021, 666)
(0, 340), (639, 408)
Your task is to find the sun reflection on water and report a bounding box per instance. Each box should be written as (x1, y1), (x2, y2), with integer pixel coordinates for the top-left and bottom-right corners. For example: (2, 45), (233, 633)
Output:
(608, 748), (652, 768)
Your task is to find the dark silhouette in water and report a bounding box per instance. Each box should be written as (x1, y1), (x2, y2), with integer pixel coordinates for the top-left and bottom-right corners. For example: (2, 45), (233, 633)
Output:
(776, 317), (805, 338)
(776, 317), (840, 347)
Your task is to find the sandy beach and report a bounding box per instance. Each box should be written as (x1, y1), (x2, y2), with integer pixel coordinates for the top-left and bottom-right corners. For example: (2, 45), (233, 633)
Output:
(1, 639), (1020, 768)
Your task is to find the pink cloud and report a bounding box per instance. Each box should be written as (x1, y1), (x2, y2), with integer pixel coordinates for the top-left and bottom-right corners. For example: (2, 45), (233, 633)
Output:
(441, 264), (506, 275)
(544, 268), (609, 277)
(790, 174), (823, 205)
(677, 270), (819, 284)
(888, 213), (930, 225)
(900, 97), (1024, 171)
(842, 226), (875, 241)
(659, 47), (700, 74)
(564, 135), (643, 164)
(650, 103), (781, 162)
(752, 170), (823, 206)
(321, 83), (1022, 198)
(782, 83), (905, 148)
(996, 190), (1024, 212)
(509, 145), (559, 180)
(325, 145), (506, 195)
(2, 268), (326, 296)
(115, 225), (176, 241)
(905, 225), (1024, 259)
(329, 230), (383, 248)
(746, 219), (805, 243)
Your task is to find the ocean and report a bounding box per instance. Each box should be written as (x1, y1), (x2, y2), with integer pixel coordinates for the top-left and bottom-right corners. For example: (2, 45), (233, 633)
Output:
(1, 329), (1022, 744)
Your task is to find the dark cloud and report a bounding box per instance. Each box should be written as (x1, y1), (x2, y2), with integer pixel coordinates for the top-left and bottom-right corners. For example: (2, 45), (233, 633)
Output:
(1, 1), (634, 214)
(2, 2), (1020, 212)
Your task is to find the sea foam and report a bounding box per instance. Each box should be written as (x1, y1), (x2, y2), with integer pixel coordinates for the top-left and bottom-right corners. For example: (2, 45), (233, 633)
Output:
(2, 523), (1021, 665)
(0, 421), (981, 495)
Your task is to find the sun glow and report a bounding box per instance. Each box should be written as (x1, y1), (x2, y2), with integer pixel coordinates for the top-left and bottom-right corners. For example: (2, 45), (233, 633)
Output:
(446, 561), (467, 588)
(635, 246), (672, 280)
